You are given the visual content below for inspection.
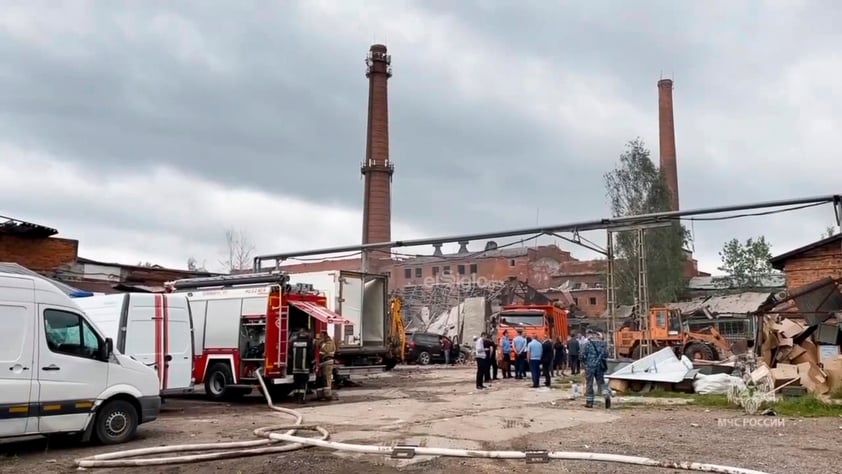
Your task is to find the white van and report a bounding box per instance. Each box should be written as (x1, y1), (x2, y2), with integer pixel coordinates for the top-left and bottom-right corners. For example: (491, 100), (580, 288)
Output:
(75, 293), (194, 396)
(0, 272), (161, 445)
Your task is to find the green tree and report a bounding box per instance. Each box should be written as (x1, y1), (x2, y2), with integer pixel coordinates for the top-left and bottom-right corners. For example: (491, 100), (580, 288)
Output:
(716, 236), (776, 287)
(604, 138), (689, 306)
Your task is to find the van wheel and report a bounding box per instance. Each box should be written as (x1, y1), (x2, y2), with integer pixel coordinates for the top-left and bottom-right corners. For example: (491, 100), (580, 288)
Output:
(205, 363), (233, 401)
(95, 400), (138, 445)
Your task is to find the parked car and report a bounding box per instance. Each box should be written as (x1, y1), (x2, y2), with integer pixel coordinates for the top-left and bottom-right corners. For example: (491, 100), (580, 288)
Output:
(405, 332), (468, 365)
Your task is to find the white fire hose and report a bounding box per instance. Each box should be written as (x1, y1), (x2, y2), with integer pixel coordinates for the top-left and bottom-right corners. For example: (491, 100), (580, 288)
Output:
(74, 370), (770, 473)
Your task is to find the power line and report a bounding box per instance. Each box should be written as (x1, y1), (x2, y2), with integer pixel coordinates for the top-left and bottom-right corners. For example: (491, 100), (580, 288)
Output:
(253, 193), (841, 269)
(672, 202), (826, 222)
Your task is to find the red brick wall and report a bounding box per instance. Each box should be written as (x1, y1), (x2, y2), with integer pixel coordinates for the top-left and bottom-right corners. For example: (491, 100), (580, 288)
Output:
(780, 242), (842, 291)
(0, 235), (78, 273)
(390, 246), (575, 288)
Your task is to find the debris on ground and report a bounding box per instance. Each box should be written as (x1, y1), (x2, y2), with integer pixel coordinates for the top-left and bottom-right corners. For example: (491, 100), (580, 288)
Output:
(755, 314), (842, 400)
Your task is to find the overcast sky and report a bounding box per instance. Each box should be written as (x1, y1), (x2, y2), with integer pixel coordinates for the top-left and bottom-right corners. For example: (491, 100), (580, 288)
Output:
(1, 0), (840, 274)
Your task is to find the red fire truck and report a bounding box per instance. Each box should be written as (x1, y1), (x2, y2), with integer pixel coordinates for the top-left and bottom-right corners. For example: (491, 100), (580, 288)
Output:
(164, 271), (350, 401)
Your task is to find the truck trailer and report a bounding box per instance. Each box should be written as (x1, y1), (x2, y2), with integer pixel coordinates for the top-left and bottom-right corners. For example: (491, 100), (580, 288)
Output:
(284, 270), (397, 375)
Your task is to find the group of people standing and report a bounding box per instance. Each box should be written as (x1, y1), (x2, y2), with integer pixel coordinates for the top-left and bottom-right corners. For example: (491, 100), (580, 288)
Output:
(473, 328), (612, 409)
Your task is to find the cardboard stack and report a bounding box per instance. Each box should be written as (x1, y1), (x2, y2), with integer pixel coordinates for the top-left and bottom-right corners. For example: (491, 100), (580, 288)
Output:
(758, 315), (842, 399)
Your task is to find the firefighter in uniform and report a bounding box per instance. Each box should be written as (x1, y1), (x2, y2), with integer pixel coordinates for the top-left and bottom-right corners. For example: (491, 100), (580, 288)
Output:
(290, 328), (315, 404)
(316, 331), (337, 401)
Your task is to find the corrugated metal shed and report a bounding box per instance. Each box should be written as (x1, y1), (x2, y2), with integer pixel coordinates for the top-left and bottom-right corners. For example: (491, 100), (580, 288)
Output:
(688, 275), (785, 291)
(0, 262), (93, 297)
(666, 292), (773, 316)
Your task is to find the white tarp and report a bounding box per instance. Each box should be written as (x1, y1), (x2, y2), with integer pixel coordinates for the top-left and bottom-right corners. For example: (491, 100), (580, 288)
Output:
(607, 347), (694, 383)
(693, 373), (746, 395)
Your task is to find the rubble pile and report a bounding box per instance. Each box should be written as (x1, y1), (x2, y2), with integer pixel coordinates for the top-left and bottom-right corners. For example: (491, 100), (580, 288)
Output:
(756, 314), (842, 400)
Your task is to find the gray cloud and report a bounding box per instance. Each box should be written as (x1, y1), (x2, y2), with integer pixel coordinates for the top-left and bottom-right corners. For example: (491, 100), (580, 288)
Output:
(1, 0), (841, 273)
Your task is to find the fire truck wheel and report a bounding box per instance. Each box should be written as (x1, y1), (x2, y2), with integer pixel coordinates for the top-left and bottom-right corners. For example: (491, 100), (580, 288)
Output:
(205, 363), (234, 401)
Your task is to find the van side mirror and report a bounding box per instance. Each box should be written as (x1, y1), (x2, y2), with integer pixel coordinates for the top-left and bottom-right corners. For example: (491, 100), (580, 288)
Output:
(100, 337), (113, 361)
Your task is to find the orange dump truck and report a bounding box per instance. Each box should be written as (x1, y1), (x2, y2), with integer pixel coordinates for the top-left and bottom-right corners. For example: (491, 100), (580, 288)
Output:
(496, 304), (569, 361)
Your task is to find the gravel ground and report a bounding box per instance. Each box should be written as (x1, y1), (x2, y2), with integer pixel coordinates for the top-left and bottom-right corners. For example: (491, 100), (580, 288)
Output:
(1, 366), (840, 474)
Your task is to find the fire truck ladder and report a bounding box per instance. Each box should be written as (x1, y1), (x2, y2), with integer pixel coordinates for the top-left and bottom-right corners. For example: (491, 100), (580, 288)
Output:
(167, 271), (290, 290)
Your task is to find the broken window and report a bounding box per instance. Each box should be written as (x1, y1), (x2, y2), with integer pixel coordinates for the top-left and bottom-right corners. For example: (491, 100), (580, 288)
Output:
(404, 268), (411, 279)
(457, 264), (465, 275)
(432, 266), (439, 276)
(469, 264), (478, 274)
(415, 268), (422, 278)
(589, 297), (597, 306)
(443, 266), (451, 275)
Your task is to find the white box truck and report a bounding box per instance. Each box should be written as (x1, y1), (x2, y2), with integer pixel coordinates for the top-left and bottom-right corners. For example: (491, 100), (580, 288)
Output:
(285, 270), (396, 376)
(74, 293), (195, 396)
(0, 272), (161, 445)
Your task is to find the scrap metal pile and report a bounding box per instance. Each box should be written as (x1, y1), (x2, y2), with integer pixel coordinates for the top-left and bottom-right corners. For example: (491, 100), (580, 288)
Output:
(606, 277), (842, 411)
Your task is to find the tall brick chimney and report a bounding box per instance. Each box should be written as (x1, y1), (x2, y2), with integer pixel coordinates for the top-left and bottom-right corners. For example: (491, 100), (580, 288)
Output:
(361, 44), (394, 267)
(658, 78), (679, 211)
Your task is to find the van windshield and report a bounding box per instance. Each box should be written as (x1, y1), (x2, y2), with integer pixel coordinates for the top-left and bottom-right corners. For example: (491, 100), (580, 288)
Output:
(499, 312), (544, 327)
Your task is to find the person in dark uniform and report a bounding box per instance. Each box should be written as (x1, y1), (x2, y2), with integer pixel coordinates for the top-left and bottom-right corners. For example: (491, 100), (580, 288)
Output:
(290, 328), (315, 404)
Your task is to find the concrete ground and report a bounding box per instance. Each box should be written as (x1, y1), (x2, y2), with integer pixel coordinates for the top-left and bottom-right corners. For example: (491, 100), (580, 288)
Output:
(1, 365), (839, 474)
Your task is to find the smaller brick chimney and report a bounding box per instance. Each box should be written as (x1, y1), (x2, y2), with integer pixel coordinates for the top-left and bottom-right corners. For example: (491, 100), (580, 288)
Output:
(658, 78), (679, 211)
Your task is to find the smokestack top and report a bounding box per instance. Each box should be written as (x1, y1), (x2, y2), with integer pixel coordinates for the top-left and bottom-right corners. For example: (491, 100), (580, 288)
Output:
(658, 78), (673, 88)
(370, 43), (387, 53)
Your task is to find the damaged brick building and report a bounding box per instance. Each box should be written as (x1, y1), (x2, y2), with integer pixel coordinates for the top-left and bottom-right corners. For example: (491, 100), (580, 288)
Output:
(770, 233), (842, 290)
(0, 215), (214, 293)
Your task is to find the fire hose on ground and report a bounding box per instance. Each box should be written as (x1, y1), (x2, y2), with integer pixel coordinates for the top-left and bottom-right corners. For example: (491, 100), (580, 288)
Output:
(74, 370), (771, 473)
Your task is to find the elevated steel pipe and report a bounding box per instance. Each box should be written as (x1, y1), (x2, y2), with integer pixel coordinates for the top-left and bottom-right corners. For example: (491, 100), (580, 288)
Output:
(254, 194), (842, 270)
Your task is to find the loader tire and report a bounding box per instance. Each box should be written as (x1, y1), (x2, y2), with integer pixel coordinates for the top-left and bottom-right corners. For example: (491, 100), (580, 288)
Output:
(684, 342), (716, 361)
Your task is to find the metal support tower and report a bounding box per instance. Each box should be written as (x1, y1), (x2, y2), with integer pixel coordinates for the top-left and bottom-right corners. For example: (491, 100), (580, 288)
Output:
(605, 230), (617, 358)
(636, 228), (652, 357)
